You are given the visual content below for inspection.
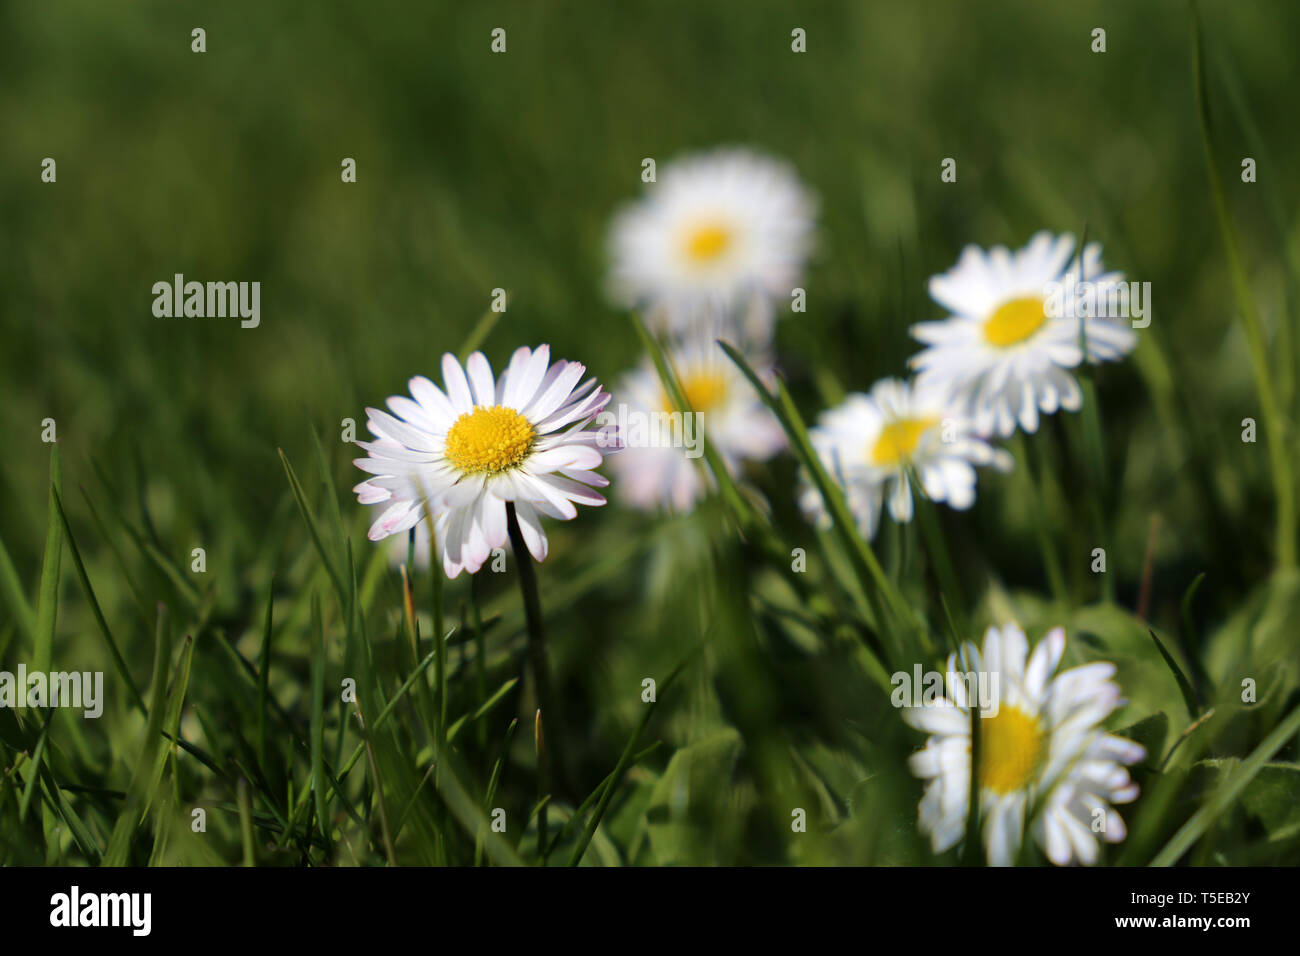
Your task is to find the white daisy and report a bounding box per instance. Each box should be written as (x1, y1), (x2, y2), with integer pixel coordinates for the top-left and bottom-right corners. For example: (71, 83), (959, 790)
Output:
(903, 624), (1146, 866)
(353, 346), (613, 578)
(605, 337), (784, 512)
(607, 148), (816, 343)
(909, 231), (1137, 438)
(798, 377), (1010, 539)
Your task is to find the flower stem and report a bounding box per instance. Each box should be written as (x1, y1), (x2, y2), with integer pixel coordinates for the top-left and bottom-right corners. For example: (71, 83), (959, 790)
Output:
(505, 502), (567, 795)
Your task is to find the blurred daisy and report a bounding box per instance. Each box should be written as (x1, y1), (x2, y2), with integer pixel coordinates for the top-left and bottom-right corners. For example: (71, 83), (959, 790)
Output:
(608, 148), (816, 342)
(606, 337), (784, 511)
(909, 232), (1136, 438)
(798, 377), (1010, 539)
(353, 346), (613, 578)
(903, 624), (1146, 866)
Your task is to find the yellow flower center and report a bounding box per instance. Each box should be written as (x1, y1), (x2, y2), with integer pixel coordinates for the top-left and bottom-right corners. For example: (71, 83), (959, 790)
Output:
(683, 223), (733, 264)
(443, 405), (535, 476)
(978, 706), (1045, 795)
(663, 371), (728, 414)
(869, 416), (938, 467)
(983, 296), (1048, 347)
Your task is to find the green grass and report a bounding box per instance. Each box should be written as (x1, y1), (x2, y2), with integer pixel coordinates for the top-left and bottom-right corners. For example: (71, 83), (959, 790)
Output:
(1, 0), (1299, 866)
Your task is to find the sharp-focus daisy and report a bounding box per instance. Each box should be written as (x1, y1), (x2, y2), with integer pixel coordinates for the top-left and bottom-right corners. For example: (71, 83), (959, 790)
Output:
(798, 377), (1010, 539)
(353, 346), (613, 578)
(605, 337), (784, 512)
(607, 148), (816, 342)
(909, 232), (1137, 438)
(903, 624), (1146, 866)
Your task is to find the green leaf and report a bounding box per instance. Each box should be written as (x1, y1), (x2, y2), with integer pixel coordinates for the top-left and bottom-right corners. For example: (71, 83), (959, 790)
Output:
(1238, 763), (1300, 841)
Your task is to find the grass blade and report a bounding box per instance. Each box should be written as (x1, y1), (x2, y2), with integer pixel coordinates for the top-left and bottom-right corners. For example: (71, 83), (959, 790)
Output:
(1148, 628), (1200, 720)
(33, 445), (63, 676)
(51, 487), (146, 716)
(1191, 7), (1295, 568)
(1151, 702), (1300, 865)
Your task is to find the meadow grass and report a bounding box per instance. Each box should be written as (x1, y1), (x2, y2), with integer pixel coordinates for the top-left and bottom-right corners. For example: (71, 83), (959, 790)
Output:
(1, 0), (1299, 866)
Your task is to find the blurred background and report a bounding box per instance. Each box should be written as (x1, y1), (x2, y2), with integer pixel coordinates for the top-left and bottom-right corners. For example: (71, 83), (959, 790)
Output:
(2, 0), (1298, 864)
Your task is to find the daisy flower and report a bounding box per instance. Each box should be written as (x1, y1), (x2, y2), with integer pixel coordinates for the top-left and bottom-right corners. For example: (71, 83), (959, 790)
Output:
(909, 231), (1137, 438)
(605, 336), (784, 512)
(903, 623), (1146, 866)
(353, 346), (613, 578)
(798, 377), (1010, 539)
(607, 148), (816, 343)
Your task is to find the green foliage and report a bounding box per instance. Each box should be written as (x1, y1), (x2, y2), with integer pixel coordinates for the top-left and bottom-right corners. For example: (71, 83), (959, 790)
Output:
(1, 0), (1298, 865)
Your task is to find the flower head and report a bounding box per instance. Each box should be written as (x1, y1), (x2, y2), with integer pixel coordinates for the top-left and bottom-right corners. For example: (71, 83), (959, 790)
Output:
(608, 148), (816, 343)
(903, 624), (1146, 866)
(353, 346), (613, 577)
(909, 232), (1136, 438)
(799, 377), (1010, 539)
(606, 336), (784, 512)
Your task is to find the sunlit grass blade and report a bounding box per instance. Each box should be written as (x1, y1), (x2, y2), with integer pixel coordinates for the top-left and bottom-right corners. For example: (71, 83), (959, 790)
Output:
(457, 303), (504, 359)
(632, 314), (761, 533)
(477, 717), (518, 866)
(51, 487), (146, 716)
(17, 718), (50, 824)
(1178, 571), (1212, 699)
(279, 448), (347, 604)
(719, 339), (917, 662)
(102, 604), (173, 866)
(352, 690), (398, 865)
(256, 576), (275, 770)
(435, 748), (526, 867)
(309, 594), (331, 854)
(310, 424), (349, 574)
(446, 676), (519, 744)
(542, 741), (661, 862)
(0, 533), (37, 650)
(33, 445), (63, 676)
(236, 778), (256, 867)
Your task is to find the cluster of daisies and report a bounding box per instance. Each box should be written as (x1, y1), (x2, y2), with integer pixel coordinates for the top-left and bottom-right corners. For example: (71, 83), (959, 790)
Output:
(350, 145), (1147, 864)
(803, 230), (1137, 541)
(603, 149), (814, 510)
(601, 150), (1147, 866)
